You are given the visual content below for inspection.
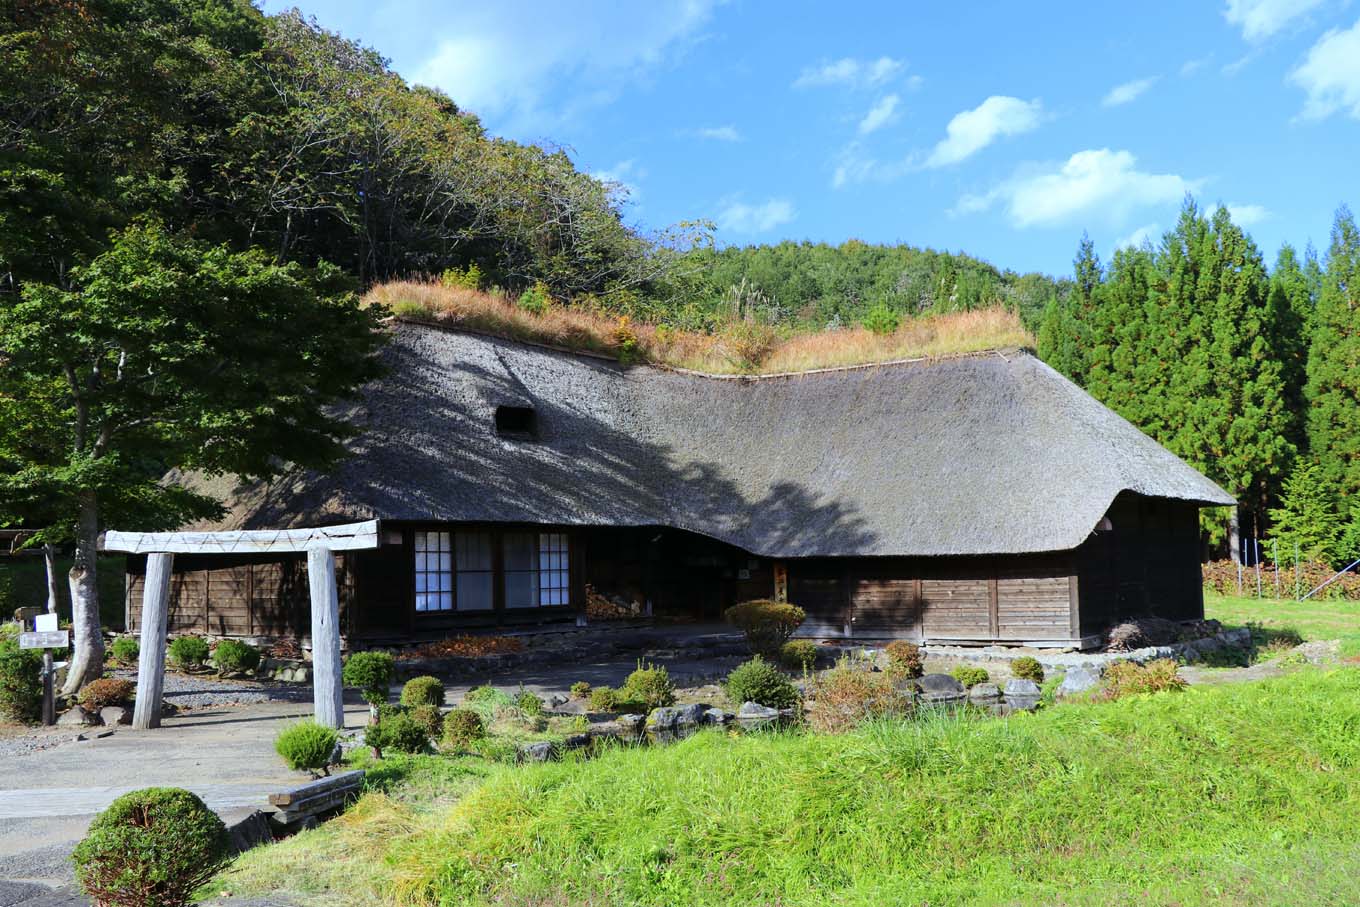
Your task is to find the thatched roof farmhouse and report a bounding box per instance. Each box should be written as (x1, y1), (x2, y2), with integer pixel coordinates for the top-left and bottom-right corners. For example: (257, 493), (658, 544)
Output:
(128, 321), (1233, 649)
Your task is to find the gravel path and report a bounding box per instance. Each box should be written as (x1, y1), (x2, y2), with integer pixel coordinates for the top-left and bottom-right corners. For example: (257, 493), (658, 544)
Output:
(110, 669), (314, 710)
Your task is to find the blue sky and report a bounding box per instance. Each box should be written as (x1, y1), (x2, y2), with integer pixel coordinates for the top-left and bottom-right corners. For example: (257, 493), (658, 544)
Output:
(260, 0), (1360, 277)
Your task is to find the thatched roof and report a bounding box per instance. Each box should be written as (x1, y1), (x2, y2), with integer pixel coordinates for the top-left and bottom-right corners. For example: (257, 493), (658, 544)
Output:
(178, 321), (1233, 557)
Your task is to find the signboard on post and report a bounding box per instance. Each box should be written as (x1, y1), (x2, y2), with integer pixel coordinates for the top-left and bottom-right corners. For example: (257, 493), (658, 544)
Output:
(19, 630), (69, 649)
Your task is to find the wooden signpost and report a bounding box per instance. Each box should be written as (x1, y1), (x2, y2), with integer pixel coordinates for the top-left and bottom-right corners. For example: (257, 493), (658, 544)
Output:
(19, 618), (68, 726)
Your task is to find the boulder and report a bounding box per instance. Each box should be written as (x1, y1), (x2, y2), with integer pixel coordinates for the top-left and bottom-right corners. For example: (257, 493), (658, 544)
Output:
(917, 673), (965, 695)
(615, 713), (646, 735)
(967, 682), (1001, 702)
(516, 741), (558, 763)
(547, 693), (570, 708)
(645, 707), (682, 731)
(674, 703), (709, 727)
(56, 706), (98, 727)
(1057, 665), (1102, 697)
(562, 733), (592, 750)
(920, 691), (966, 708)
(703, 708), (729, 725)
(736, 701), (779, 721)
(98, 705), (132, 727)
(1002, 678), (1041, 698)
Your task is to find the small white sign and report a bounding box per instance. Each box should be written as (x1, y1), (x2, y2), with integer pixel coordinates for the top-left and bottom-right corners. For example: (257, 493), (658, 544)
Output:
(34, 613), (58, 632)
(19, 630), (69, 650)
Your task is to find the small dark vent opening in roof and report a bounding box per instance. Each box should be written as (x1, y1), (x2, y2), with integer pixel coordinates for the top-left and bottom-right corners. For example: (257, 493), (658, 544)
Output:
(495, 405), (538, 439)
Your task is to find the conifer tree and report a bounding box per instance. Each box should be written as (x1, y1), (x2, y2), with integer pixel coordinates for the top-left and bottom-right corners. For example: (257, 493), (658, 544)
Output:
(1268, 244), (1313, 453)
(1269, 462), (1341, 566)
(1037, 294), (1082, 381)
(1305, 206), (1360, 507)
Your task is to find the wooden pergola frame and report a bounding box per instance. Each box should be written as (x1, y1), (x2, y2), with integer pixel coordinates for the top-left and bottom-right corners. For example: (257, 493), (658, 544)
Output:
(100, 521), (379, 730)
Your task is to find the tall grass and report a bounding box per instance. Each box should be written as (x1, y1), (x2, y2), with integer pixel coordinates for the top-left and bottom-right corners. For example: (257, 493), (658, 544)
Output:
(362, 279), (1033, 376)
(384, 669), (1360, 907)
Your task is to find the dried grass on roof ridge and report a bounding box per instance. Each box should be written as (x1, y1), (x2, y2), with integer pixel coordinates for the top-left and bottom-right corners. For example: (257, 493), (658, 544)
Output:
(362, 279), (1035, 376)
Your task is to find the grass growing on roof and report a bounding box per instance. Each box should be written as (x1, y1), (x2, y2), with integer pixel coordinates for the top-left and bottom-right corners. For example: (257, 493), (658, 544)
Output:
(389, 669), (1360, 907)
(363, 279), (1034, 375)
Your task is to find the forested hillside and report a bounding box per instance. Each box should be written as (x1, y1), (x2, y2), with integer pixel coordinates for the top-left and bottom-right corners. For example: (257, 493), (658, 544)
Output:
(1037, 201), (1360, 562)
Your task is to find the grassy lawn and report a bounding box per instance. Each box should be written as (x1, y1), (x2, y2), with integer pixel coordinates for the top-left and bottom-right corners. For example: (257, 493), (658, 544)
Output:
(1205, 590), (1360, 655)
(209, 667), (1360, 907)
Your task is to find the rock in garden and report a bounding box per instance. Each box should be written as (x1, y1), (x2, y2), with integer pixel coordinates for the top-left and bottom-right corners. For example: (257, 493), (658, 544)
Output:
(737, 701), (779, 721)
(563, 733), (591, 750)
(1003, 678), (1041, 698)
(98, 706), (132, 726)
(917, 673), (965, 695)
(967, 682), (1001, 702)
(615, 713), (646, 735)
(56, 706), (98, 727)
(675, 703), (709, 727)
(1057, 665), (1101, 697)
(516, 741), (557, 763)
(547, 693), (569, 708)
(645, 707), (682, 731)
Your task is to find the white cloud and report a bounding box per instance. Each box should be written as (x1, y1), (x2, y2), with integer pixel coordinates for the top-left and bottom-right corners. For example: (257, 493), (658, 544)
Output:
(412, 2), (718, 133)
(1180, 57), (1210, 76)
(717, 197), (796, 234)
(592, 159), (645, 202)
(954, 149), (1199, 228)
(1289, 19), (1360, 120)
(793, 56), (905, 89)
(1116, 223), (1161, 250)
(1223, 0), (1326, 41)
(858, 94), (901, 135)
(925, 96), (1045, 168)
(1209, 202), (1271, 226)
(1102, 77), (1158, 107)
(695, 125), (742, 141)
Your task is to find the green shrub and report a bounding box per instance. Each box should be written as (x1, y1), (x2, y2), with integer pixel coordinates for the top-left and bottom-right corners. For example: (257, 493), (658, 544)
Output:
(517, 282), (551, 314)
(409, 704), (443, 738)
(109, 636), (140, 666)
(274, 719), (339, 774)
(168, 635), (210, 670)
(589, 686), (619, 711)
(440, 263), (483, 290)
(1010, 656), (1044, 683)
(463, 684), (515, 721)
(950, 666), (990, 688)
(780, 639), (819, 671)
(515, 687), (545, 717)
(72, 787), (231, 907)
(366, 711), (430, 756)
(78, 677), (134, 711)
(883, 640), (924, 678)
(809, 659), (906, 734)
(401, 675), (446, 708)
(0, 643), (42, 724)
(724, 600), (806, 656)
(212, 638), (260, 675)
(725, 656), (799, 709)
(1102, 658), (1186, 700)
(621, 662), (675, 710)
(569, 681), (592, 699)
(343, 651), (396, 706)
(862, 303), (901, 335)
(442, 708), (486, 749)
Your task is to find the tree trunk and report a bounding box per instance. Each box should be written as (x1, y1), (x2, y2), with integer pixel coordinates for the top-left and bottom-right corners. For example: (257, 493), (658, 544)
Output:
(61, 493), (104, 695)
(43, 543), (60, 614)
(1227, 508), (1242, 566)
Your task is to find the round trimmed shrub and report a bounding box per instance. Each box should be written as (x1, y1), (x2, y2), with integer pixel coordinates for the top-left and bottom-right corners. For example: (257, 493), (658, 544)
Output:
(621, 662), (675, 710)
(400, 675), (446, 708)
(342, 651), (396, 706)
(78, 677), (134, 711)
(212, 639), (260, 675)
(168, 635), (210, 670)
(72, 787), (231, 907)
(780, 639), (819, 671)
(365, 711), (429, 756)
(274, 719), (339, 774)
(724, 600), (806, 656)
(409, 704), (442, 737)
(569, 680), (592, 699)
(1010, 656), (1045, 683)
(442, 708), (486, 749)
(515, 688), (545, 717)
(725, 656), (799, 709)
(0, 639), (42, 724)
(588, 685), (619, 711)
(950, 666), (990, 689)
(109, 636), (140, 666)
(884, 640), (924, 678)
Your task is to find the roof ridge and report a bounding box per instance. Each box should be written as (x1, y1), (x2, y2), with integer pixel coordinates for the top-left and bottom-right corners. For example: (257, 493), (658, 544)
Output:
(389, 315), (1032, 380)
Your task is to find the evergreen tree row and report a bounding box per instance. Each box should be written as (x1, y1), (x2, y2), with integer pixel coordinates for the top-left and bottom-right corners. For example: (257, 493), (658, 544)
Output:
(1039, 199), (1360, 566)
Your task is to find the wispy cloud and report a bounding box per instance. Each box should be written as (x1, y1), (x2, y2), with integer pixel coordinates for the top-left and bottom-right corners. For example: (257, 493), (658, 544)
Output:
(1223, 0), (1326, 41)
(592, 159), (645, 202)
(954, 149), (1199, 228)
(1180, 57), (1211, 76)
(793, 56), (905, 89)
(695, 125), (742, 142)
(858, 94), (901, 135)
(1102, 76), (1158, 107)
(1116, 223), (1161, 250)
(925, 96), (1045, 168)
(717, 197), (796, 234)
(1209, 202), (1271, 226)
(412, 2), (719, 134)
(1289, 18), (1360, 120)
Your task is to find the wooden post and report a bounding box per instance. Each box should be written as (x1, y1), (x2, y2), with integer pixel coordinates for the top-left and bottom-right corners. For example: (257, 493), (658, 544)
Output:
(307, 546), (344, 729)
(133, 552), (174, 730)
